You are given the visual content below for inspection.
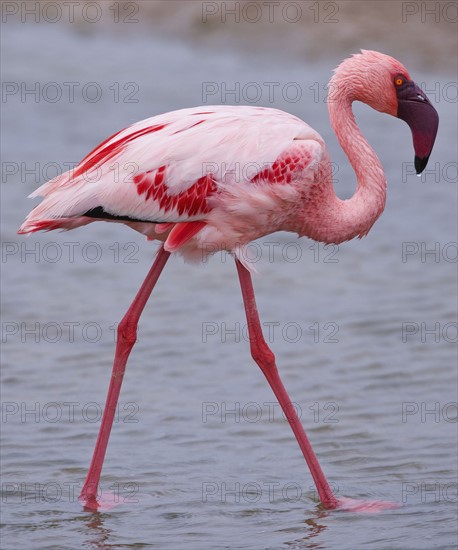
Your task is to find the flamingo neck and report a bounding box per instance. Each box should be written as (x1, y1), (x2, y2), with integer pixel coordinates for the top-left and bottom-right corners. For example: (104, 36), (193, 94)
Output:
(305, 79), (387, 244)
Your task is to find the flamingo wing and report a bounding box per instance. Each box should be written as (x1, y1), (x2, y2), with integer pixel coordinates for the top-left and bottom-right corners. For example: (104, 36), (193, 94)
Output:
(18, 106), (324, 246)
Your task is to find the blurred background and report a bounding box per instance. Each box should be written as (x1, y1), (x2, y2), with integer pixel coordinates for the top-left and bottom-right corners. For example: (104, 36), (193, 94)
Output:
(1, 2), (457, 550)
(88, 1), (456, 71)
(9, 0), (456, 70)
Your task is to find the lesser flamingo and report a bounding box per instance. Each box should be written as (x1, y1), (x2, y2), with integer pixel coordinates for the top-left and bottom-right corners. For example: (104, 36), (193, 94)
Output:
(19, 50), (439, 511)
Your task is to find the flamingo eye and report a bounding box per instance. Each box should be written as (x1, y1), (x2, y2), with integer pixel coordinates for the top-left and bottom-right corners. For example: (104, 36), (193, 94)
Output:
(394, 76), (406, 87)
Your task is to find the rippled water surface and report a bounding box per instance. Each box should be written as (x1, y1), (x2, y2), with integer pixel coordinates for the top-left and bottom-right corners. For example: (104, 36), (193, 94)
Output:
(1, 22), (457, 550)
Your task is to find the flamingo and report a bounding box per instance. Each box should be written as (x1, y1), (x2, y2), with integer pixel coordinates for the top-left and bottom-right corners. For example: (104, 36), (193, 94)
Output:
(19, 50), (438, 512)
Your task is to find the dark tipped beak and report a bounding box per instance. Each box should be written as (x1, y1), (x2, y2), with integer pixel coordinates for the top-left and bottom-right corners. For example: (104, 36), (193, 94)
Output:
(396, 81), (439, 174)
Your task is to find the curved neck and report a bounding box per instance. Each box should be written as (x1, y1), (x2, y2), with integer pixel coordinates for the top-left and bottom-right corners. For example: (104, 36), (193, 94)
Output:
(309, 82), (387, 244)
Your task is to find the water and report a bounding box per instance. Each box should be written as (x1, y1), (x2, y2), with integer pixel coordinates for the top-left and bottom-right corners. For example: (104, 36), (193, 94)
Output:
(1, 22), (457, 550)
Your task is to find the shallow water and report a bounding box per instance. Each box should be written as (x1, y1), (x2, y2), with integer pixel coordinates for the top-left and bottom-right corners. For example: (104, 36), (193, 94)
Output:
(1, 21), (457, 550)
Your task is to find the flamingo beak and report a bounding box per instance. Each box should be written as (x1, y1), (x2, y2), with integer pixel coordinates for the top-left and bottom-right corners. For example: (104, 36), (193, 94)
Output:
(396, 81), (439, 174)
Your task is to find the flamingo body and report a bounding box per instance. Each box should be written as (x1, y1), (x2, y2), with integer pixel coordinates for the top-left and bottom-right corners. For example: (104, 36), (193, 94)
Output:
(19, 105), (330, 262)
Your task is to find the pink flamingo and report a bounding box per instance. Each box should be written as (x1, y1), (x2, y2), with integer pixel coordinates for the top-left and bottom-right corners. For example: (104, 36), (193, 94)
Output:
(19, 51), (438, 512)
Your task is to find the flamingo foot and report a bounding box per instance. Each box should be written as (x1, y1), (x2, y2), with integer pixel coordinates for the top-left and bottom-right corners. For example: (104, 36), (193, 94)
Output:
(79, 490), (122, 512)
(325, 496), (401, 512)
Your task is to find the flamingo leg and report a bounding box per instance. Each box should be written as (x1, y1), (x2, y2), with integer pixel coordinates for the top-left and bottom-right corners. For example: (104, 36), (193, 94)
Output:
(79, 245), (171, 509)
(235, 259), (339, 509)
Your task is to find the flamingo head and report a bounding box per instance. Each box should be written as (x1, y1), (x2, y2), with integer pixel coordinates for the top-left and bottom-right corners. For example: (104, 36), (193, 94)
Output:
(331, 50), (439, 174)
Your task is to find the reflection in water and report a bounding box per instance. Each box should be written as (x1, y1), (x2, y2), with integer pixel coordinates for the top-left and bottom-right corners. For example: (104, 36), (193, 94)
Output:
(83, 513), (114, 550)
(290, 515), (329, 549)
(277, 502), (332, 549)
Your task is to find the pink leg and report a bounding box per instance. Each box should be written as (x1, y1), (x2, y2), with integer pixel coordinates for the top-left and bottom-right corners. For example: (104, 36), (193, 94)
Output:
(79, 245), (170, 510)
(235, 259), (338, 509)
(235, 260), (400, 512)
